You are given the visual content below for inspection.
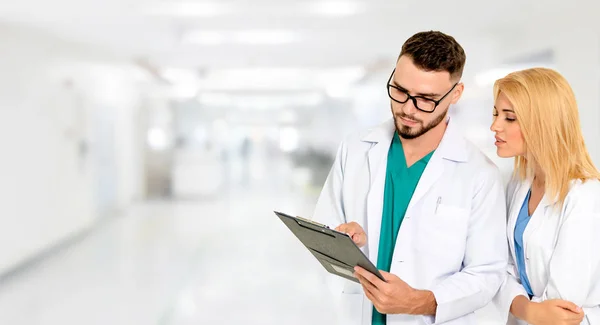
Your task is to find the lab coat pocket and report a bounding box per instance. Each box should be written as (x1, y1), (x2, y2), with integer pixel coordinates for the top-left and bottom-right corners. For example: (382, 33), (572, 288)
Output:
(419, 204), (469, 262)
(435, 203), (469, 219)
(431, 204), (469, 233)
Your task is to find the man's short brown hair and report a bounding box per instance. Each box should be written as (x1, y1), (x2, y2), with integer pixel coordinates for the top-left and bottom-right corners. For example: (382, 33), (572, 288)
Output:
(399, 31), (466, 81)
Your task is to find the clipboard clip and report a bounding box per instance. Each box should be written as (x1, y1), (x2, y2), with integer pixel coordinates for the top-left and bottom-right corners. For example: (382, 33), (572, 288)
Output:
(295, 216), (330, 229)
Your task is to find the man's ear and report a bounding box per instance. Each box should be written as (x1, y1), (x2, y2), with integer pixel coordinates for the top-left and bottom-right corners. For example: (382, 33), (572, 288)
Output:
(450, 83), (464, 104)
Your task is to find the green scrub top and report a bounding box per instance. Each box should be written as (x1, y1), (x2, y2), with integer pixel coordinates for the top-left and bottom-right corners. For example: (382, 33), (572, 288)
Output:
(372, 132), (434, 325)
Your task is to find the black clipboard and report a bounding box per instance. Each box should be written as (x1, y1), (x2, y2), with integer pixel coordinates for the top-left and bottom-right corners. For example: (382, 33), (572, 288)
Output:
(274, 210), (385, 283)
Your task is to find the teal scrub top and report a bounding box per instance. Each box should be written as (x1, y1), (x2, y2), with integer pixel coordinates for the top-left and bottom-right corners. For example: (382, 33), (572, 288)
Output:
(372, 132), (434, 325)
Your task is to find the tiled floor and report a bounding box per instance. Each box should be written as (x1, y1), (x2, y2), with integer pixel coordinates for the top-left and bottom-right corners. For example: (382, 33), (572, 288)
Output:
(0, 161), (504, 324)
(0, 174), (340, 325)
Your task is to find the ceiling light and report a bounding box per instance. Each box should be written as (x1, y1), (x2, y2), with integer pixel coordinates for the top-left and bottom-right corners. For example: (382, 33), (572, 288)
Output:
(309, 1), (364, 16)
(181, 31), (226, 45)
(185, 66), (366, 91)
(147, 127), (169, 150)
(197, 92), (324, 109)
(280, 127), (300, 152)
(234, 30), (299, 45)
(181, 30), (299, 45)
(143, 2), (231, 17)
(162, 68), (200, 84)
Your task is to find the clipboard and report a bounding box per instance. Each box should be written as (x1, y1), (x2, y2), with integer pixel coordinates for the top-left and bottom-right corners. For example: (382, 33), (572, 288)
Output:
(274, 210), (385, 283)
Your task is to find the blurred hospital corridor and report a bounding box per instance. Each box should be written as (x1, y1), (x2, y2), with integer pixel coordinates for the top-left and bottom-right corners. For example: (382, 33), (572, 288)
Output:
(2, 0), (600, 324)
(0, 155), (339, 325)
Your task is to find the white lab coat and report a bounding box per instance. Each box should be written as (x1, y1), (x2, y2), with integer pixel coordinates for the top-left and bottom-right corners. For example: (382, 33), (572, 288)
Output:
(493, 177), (600, 325)
(312, 118), (508, 325)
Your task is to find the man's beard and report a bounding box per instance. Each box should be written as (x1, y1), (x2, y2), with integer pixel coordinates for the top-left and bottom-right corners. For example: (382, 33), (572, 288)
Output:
(394, 111), (446, 140)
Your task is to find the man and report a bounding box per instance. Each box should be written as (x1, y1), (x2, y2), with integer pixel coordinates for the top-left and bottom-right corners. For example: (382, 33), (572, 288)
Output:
(312, 31), (508, 325)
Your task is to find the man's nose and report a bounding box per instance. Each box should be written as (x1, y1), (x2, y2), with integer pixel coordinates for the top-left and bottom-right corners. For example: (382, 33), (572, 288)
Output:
(403, 98), (418, 115)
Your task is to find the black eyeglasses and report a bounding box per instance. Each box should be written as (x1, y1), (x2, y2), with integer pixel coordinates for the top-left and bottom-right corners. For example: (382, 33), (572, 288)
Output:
(386, 68), (458, 113)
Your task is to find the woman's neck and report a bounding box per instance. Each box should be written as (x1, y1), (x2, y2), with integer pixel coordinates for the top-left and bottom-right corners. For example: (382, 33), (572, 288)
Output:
(532, 169), (546, 189)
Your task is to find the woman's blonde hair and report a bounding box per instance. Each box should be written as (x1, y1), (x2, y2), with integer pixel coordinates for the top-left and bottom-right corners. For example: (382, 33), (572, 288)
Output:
(494, 67), (600, 205)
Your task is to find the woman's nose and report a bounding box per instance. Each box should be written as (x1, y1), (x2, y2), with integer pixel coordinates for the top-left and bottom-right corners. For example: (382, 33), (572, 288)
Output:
(490, 118), (501, 132)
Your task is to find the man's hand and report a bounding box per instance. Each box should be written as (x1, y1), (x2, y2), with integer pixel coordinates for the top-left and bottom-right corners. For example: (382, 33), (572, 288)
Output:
(527, 299), (585, 325)
(354, 266), (436, 315)
(335, 222), (367, 247)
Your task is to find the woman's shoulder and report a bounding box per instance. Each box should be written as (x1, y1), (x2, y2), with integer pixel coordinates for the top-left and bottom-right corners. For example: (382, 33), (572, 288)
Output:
(568, 178), (600, 195)
(565, 178), (600, 208)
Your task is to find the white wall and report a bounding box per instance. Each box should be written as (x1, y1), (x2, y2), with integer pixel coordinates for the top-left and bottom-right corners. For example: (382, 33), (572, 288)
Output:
(0, 24), (149, 274)
(78, 63), (149, 210)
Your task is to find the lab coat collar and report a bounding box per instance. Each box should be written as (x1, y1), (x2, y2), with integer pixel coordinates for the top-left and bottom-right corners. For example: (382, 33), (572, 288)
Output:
(517, 176), (559, 208)
(360, 116), (469, 163)
(508, 176), (558, 249)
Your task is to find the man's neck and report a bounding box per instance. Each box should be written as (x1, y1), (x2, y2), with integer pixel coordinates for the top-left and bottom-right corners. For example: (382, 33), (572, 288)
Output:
(399, 120), (448, 167)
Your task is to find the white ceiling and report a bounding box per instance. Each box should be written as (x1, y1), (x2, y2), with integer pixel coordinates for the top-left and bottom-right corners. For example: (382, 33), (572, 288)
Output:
(0, 0), (552, 69)
(0, 0), (594, 100)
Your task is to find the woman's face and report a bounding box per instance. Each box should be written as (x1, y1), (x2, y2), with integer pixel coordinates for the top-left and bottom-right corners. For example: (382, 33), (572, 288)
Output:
(490, 92), (526, 158)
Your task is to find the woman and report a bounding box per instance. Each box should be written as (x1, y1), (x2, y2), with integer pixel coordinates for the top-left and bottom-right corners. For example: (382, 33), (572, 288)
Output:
(490, 67), (600, 325)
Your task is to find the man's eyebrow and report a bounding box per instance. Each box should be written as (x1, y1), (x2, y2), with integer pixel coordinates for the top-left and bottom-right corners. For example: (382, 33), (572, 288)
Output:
(391, 80), (440, 98)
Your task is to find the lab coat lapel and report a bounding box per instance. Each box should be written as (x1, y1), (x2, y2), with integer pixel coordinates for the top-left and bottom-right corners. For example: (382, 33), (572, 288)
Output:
(407, 154), (444, 211)
(523, 189), (554, 242)
(508, 179), (532, 259)
(362, 119), (395, 264)
(406, 118), (468, 212)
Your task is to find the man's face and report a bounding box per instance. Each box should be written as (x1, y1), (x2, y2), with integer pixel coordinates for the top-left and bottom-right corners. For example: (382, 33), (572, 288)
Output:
(390, 55), (462, 139)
